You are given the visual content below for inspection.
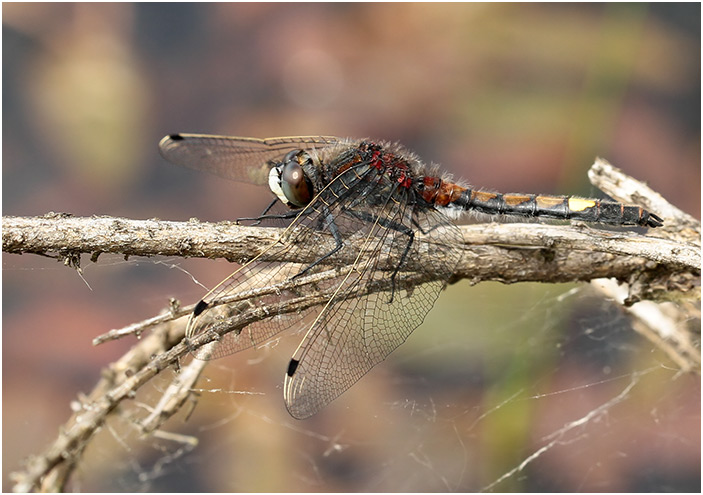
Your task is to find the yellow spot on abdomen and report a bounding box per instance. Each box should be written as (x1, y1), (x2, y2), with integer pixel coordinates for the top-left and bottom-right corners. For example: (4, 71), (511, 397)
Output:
(568, 198), (596, 211)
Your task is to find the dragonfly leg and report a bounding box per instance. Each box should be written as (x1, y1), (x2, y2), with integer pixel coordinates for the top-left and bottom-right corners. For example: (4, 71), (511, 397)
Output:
(235, 198), (278, 225)
(292, 208), (345, 278)
(236, 203), (304, 224)
(345, 209), (415, 302)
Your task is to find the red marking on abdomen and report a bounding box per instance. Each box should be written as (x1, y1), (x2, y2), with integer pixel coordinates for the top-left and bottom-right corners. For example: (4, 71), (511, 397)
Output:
(421, 177), (466, 206)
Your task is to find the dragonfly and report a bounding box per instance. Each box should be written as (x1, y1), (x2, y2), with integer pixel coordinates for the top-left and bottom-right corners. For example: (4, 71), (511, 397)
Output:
(159, 134), (663, 419)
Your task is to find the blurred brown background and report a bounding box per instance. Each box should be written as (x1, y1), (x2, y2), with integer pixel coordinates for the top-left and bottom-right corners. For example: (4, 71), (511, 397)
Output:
(3, 3), (700, 492)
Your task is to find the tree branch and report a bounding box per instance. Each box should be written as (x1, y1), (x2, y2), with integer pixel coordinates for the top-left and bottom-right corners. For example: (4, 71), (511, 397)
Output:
(6, 160), (700, 492)
(1, 215), (698, 279)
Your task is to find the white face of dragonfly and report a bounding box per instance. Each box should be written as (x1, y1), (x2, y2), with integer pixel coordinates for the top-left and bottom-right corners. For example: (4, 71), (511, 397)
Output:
(268, 150), (314, 208)
(268, 165), (289, 206)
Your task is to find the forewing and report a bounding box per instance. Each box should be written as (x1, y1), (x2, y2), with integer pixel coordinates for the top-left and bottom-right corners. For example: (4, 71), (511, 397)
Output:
(184, 161), (368, 360)
(283, 196), (463, 419)
(159, 134), (339, 184)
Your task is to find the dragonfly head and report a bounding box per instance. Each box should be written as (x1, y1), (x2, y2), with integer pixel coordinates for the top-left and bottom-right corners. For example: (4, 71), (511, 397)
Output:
(269, 150), (315, 208)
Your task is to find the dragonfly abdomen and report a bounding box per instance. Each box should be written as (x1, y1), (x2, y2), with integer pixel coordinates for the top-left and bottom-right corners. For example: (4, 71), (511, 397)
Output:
(453, 189), (663, 227)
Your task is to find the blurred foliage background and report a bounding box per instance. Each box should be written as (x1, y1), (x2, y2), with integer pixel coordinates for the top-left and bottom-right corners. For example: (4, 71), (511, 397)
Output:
(3, 3), (700, 492)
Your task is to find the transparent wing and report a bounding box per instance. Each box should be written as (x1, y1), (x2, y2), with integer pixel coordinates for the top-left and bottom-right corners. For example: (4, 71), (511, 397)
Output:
(283, 186), (463, 419)
(183, 158), (384, 360)
(158, 133), (339, 184)
(181, 147), (462, 419)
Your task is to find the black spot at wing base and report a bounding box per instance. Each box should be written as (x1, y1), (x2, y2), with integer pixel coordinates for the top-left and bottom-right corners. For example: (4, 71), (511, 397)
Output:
(287, 359), (300, 377)
(168, 133), (185, 141)
(193, 299), (209, 316)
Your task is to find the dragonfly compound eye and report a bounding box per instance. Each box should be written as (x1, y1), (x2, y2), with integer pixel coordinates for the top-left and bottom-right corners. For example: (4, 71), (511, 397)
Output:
(280, 153), (314, 207)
